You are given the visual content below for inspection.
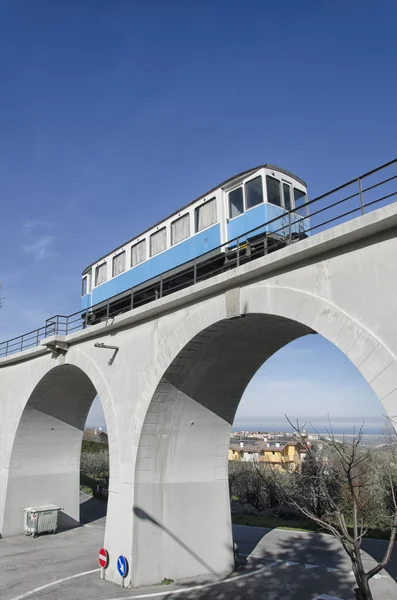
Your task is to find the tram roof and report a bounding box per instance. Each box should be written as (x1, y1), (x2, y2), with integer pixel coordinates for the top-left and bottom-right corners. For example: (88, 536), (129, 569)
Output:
(82, 164), (307, 274)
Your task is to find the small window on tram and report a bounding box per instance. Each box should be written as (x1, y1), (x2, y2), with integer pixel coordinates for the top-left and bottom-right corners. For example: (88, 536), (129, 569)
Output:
(171, 214), (190, 245)
(195, 198), (217, 232)
(266, 176), (282, 207)
(82, 276), (87, 296)
(245, 176), (263, 210)
(294, 188), (308, 217)
(150, 227), (167, 257)
(283, 183), (292, 211)
(131, 239), (146, 266)
(95, 263), (107, 286)
(228, 187), (244, 218)
(112, 251), (126, 277)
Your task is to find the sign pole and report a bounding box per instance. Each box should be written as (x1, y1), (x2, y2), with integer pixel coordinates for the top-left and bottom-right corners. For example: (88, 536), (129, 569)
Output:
(98, 547), (109, 580)
(117, 555), (128, 588)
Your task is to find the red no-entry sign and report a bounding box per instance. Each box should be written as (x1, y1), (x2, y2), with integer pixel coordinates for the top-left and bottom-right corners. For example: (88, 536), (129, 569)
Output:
(98, 547), (109, 569)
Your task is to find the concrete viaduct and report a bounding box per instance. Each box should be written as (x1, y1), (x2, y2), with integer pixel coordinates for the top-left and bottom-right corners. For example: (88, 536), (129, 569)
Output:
(1, 204), (397, 587)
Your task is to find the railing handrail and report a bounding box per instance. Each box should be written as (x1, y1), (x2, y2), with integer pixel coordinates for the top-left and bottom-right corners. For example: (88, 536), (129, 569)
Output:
(1, 158), (396, 358)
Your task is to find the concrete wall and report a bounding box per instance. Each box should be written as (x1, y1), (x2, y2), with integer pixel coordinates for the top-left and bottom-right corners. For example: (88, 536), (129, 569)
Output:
(0, 204), (397, 586)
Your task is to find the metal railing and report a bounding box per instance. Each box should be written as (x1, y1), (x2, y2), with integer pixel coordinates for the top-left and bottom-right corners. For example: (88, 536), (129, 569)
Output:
(1, 158), (396, 359)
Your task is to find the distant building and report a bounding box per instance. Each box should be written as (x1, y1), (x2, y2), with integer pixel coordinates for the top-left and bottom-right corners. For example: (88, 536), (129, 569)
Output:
(228, 440), (305, 471)
(83, 427), (108, 444)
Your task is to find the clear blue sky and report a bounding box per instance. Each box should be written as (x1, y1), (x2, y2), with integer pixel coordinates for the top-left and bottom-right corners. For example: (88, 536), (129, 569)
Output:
(1, 1), (395, 432)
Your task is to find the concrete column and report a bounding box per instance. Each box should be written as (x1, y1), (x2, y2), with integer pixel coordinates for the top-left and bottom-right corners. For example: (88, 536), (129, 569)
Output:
(130, 315), (310, 586)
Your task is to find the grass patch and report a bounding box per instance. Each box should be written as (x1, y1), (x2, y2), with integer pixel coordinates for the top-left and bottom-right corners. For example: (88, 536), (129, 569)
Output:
(80, 485), (93, 496)
(161, 578), (174, 585)
(81, 440), (108, 453)
(231, 514), (321, 532)
(231, 515), (393, 540)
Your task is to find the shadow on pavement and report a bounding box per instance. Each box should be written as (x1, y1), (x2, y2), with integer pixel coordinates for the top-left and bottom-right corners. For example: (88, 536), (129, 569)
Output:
(131, 509), (358, 599)
(362, 537), (397, 582)
(80, 493), (107, 525)
(232, 525), (397, 600)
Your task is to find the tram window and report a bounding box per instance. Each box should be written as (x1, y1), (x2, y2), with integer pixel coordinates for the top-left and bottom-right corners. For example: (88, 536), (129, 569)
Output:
(95, 263), (107, 286)
(195, 197), (217, 232)
(150, 227), (167, 257)
(112, 251), (126, 277)
(171, 214), (190, 245)
(266, 176), (282, 207)
(245, 177), (263, 210)
(82, 276), (87, 296)
(131, 239), (146, 266)
(294, 188), (308, 217)
(283, 183), (292, 211)
(228, 187), (244, 218)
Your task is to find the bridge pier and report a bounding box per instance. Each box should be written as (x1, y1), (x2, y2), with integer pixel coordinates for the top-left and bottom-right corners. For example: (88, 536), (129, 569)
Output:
(129, 315), (311, 586)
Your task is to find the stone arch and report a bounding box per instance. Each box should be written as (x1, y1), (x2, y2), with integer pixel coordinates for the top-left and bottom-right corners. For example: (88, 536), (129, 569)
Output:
(131, 285), (397, 586)
(2, 357), (115, 536)
(144, 285), (397, 427)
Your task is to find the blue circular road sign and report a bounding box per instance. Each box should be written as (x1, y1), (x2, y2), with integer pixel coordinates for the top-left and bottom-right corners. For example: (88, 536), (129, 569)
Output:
(117, 555), (128, 578)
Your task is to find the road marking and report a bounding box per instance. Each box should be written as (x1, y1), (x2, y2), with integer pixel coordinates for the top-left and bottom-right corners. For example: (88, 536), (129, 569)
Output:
(104, 563), (275, 600)
(313, 596), (344, 600)
(305, 563), (319, 569)
(8, 569), (100, 600)
(285, 561), (299, 566)
(326, 567), (338, 572)
(7, 563), (277, 600)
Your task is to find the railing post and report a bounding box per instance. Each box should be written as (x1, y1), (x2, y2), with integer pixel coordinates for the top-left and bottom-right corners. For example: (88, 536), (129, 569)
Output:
(193, 257), (197, 284)
(20, 335), (24, 352)
(36, 329), (40, 346)
(65, 317), (69, 335)
(130, 289), (134, 311)
(84, 309), (89, 329)
(159, 273), (163, 298)
(236, 237), (240, 267)
(358, 177), (364, 215)
(288, 210), (292, 244)
(5, 341), (8, 356)
(106, 299), (110, 319)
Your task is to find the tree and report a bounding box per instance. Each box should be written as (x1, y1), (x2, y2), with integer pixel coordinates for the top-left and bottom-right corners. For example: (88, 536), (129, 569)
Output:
(81, 449), (109, 483)
(258, 417), (397, 600)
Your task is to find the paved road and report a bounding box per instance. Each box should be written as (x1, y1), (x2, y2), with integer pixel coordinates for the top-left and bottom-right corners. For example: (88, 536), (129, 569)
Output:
(0, 495), (395, 600)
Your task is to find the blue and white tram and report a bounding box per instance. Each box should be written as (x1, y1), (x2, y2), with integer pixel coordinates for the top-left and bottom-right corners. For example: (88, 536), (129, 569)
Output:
(81, 164), (309, 320)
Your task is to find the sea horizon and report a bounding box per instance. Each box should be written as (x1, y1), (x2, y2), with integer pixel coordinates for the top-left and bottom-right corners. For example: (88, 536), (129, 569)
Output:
(232, 416), (389, 436)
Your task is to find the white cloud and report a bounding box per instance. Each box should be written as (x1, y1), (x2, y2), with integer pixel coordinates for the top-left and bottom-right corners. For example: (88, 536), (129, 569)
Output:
(23, 235), (56, 261)
(23, 220), (53, 234)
